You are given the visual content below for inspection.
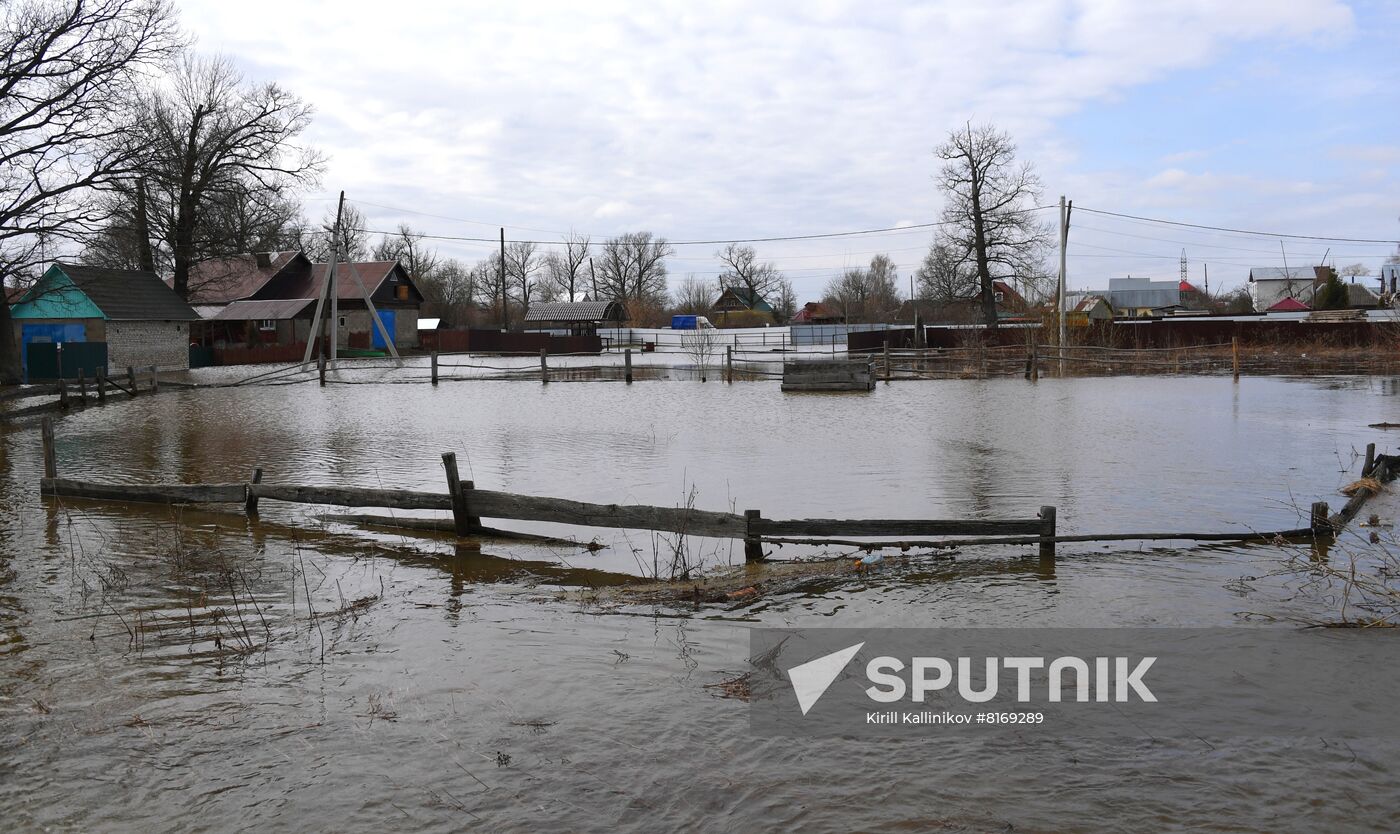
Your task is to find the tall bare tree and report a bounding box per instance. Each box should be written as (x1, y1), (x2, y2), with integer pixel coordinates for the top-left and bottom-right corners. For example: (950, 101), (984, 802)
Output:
(541, 232), (590, 302)
(821, 255), (901, 323)
(934, 123), (1051, 328)
(138, 53), (323, 299)
(595, 231), (672, 311)
(716, 242), (782, 303)
(414, 256), (475, 325)
(0, 0), (181, 382)
(671, 274), (715, 315)
(773, 276), (798, 322)
(372, 223), (437, 280)
(915, 240), (977, 303)
(504, 240), (540, 316)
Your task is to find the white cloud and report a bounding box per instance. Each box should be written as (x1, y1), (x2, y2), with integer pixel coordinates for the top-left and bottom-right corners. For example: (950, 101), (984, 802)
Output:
(176, 0), (1358, 298)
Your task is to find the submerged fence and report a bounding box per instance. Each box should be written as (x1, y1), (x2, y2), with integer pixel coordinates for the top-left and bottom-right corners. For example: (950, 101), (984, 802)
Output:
(37, 420), (1378, 563)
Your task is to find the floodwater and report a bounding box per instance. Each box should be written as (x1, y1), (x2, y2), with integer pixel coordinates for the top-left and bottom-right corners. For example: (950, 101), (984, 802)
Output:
(2, 368), (1399, 832)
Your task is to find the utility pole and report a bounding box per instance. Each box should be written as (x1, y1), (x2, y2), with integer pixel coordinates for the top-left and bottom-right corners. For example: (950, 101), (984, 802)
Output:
(302, 190), (345, 367)
(1057, 195), (1071, 374)
(589, 257), (598, 301)
(499, 227), (508, 330)
(329, 192), (342, 364)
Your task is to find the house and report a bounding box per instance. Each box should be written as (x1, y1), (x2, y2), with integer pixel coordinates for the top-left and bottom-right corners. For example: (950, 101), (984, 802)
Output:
(521, 300), (627, 335)
(1106, 277), (1181, 317)
(713, 286), (774, 315)
(790, 302), (844, 324)
(1062, 293), (1114, 325)
(10, 263), (200, 375)
(183, 252), (424, 350)
(911, 281), (1030, 324)
(1247, 266), (1321, 313)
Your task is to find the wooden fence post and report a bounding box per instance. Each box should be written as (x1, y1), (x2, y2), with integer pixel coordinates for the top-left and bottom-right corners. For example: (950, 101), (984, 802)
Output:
(431, 352), (438, 385)
(1311, 501), (1332, 535)
(149, 365), (158, 393)
(58, 379), (68, 410)
(1039, 506), (1057, 558)
(1364, 443), (1376, 477)
(126, 366), (137, 396)
(1031, 344), (1039, 382)
(540, 348), (549, 384)
(318, 354), (326, 387)
(744, 509), (764, 561)
(462, 479), (481, 529)
(245, 467), (263, 517)
(41, 416), (56, 479)
(96, 368), (106, 403)
(77, 369), (88, 403)
(1232, 337), (1240, 381)
(624, 348), (633, 384)
(883, 340), (891, 383)
(726, 346), (733, 384)
(442, 452), (472, 536)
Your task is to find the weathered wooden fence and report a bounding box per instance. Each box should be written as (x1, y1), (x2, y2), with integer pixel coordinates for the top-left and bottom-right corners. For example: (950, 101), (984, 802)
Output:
(1, 365), (162, 423)
(38, 425), (1377, 561)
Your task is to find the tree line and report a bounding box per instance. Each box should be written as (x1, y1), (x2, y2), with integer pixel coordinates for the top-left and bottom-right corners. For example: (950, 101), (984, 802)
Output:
(0, 0), (1056, 382)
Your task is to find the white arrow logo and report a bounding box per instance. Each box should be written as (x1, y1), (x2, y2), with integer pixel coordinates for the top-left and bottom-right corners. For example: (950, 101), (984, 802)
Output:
(786, 642), (865, 715)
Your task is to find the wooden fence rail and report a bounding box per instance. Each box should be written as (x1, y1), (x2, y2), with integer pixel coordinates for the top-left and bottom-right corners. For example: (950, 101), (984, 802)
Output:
(40, 428), (1375, 562)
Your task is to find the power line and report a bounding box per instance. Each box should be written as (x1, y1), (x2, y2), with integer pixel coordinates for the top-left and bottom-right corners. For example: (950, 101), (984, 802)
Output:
(1076, 206), (1400, 245)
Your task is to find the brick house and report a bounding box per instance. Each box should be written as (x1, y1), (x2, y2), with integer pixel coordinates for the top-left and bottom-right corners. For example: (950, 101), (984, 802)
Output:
(10, 263), (200, 375)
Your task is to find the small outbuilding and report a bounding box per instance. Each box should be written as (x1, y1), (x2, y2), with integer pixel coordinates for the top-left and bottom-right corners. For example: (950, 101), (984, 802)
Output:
(522, 300), (627, 335)
(10, 262), (200, 376)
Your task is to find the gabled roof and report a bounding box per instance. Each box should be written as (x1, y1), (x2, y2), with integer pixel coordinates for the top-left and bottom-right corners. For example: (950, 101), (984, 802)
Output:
(1267, 296), (1310, 312)
(38, 263), (200, 321)
(523, 300), (626, 322)
(1179, 280), (1199, 293)
(1249, 266), (1318, 283)
(791, 302), (842, 322)
(185, 251), (306, 303)
(716, 286), (774, 312)
(209, 298), (317, 321)
(281, 261), (409, 300)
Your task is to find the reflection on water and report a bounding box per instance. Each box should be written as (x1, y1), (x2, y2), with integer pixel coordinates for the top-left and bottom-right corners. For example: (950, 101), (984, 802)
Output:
(1, 373), (1399, 831)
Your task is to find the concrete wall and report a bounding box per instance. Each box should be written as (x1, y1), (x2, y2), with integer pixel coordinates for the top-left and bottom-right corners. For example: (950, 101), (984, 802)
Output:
(334, 307), (419, 349)
(106, 320), (191, 371)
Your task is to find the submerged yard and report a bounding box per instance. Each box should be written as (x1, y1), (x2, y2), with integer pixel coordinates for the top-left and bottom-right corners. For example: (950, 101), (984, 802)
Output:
(2, 371), (1399, 832)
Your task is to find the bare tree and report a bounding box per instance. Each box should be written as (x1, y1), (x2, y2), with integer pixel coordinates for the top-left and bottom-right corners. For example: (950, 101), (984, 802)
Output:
(298, 201), (367, 263)
(415, 257), (476, 325)
(372, 223), (437, 279)
(1339, 263), (1371, 277)
(504, 240), (540, 317)
(0, 0), (181, 382)
(595, 231), (673, 311)
(680, 326), (720, 382)
(716, 242), (782, 303)
(473, 255), (507, 328)
(139, 53), (323, 299)
(671, 274), (715, 315)
(821, 255), (902, 323)
(541, 232), (590, 302)
(934, 123), (1051, 328)
(773, 276), (798, 322)
(916, 240), (977, 303)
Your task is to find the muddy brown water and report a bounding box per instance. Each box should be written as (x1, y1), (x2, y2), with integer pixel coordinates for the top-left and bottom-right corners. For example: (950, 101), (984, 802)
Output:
(2, 369), (1400, 832)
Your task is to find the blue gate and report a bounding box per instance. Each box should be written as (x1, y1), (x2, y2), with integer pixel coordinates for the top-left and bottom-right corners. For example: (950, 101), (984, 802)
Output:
(20, 323), (87, 381)
(372, 309), (396, 349)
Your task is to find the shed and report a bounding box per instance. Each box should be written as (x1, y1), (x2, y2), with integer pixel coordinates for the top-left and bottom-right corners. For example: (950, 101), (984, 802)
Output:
(522, 300), (627, 335)
(10, 263), (199, 375)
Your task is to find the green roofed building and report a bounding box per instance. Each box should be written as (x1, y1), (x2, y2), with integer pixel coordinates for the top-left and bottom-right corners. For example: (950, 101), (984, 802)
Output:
(10, 263), (200, 376)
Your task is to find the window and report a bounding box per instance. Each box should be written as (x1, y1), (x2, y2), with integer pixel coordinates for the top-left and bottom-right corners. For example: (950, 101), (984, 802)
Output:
(396, 285), (409, 301)
(338, 316), (347, 327)
(993, 291), (1004, 303)
(258, 319), (277, 331)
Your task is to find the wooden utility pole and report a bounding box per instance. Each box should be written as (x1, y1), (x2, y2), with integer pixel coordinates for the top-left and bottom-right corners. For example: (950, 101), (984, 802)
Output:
(303, 191), (346, 367)
(1057, 195), (1072, 375)
(589, 257), (598, 300)
(499, 227), (508, 331)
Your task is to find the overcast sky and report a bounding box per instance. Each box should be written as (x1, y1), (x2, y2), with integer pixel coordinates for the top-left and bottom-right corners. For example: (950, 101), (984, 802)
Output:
(182, 0), (1400, 300)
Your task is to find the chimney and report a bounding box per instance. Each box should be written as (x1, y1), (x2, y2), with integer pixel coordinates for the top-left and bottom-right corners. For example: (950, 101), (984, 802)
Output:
(254, 252), (272, 269)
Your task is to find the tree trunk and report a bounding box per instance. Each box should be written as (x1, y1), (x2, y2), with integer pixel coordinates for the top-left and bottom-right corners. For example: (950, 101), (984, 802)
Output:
(135, 178), (156, 273)
(0, 302), (22, 384)
(969, 179), (998, 330)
